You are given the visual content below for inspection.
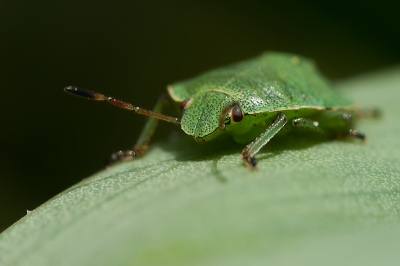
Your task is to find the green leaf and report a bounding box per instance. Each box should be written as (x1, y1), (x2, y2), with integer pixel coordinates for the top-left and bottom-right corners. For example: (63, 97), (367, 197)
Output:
(1, 67), (400, 266)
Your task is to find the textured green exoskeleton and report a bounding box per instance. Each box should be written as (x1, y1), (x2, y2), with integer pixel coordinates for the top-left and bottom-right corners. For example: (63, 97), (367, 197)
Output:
(65, 52), (370, 168)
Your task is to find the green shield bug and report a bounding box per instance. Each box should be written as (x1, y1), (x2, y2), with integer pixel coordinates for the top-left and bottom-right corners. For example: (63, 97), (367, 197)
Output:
(65, 52), (377, 168)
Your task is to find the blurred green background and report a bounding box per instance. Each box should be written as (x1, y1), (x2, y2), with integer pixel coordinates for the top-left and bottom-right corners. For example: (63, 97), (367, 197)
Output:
(0, 0), (399, 232)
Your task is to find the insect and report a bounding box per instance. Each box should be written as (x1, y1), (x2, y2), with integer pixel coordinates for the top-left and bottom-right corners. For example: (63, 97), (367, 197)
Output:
(65, 52), (376, 168)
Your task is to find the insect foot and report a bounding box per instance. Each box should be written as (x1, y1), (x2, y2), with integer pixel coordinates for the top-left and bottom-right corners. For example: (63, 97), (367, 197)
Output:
(349, 129), (366, 142)
(241, 154), (258, 169)
(105, 150), (137, 167)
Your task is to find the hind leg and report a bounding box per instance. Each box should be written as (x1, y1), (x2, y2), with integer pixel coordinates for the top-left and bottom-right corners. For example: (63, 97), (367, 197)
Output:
(295, 111), (366, 141)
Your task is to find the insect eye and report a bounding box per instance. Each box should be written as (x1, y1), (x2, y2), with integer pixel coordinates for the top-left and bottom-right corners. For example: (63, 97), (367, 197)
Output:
(231, 106), (243, 122)
(180, 98), (192, 111)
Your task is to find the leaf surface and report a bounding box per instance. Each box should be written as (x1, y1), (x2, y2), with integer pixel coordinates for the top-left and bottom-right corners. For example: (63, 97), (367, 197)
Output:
(1, 67), (400, 266)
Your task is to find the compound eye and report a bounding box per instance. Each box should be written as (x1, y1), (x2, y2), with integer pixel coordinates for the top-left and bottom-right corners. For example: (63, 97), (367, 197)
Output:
(180, 98), (192, 111)
(231, 106), (243, 122)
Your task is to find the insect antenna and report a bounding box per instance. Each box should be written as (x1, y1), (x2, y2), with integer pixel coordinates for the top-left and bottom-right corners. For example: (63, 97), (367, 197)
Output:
(218, 103), (238, 131)
(64, 86), (180, 125)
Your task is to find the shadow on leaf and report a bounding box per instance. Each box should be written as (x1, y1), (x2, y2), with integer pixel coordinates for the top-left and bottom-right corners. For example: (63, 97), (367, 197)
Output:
(161, 130), (334, 168)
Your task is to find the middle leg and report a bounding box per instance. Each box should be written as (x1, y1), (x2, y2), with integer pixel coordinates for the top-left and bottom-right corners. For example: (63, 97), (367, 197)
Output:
(241, 113), (366, 168)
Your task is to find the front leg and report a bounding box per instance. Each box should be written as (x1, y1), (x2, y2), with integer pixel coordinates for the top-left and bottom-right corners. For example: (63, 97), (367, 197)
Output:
(106, 94), (175, 165)
(242, 113), (288, 168)
(64, 87), (180, 166)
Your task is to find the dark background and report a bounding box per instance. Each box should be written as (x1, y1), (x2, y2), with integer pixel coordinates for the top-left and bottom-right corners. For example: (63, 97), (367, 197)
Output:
(1, 0), (399, 232)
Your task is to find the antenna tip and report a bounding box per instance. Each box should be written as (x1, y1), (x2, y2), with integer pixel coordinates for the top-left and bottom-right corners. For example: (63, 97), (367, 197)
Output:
(64, 86), (106, 100)
(64, 86), (83, 95)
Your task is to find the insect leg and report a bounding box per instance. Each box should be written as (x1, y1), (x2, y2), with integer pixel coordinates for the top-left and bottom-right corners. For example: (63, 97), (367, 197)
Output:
(292, 116), (365, 142)
(218, 103), (236, 131)
(106, 94), (174, 165)
(242, 113), (288, 168)
(354, 108), (381, 120)
(64, 86), (181, 166)
(292, 118), (326, 134)
(326, 106), (381, 120)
